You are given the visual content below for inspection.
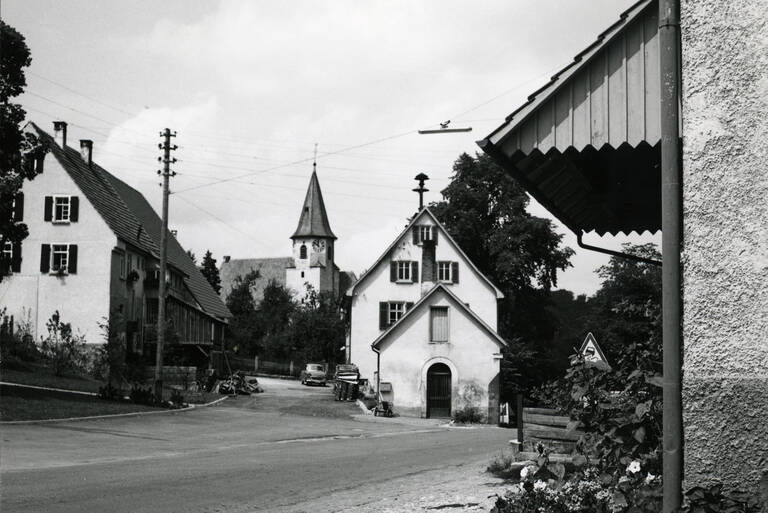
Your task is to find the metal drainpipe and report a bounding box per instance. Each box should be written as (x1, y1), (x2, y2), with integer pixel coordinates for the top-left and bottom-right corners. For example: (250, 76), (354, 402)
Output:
(372, 346), (381, 401)
(659, 0), (683, 510)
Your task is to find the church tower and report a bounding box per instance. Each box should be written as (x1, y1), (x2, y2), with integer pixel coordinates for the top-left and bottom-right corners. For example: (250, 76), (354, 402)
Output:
(285, 164), (339, 298)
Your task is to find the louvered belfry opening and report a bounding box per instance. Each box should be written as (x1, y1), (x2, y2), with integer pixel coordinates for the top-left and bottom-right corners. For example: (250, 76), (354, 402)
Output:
(479, 0), (663, 237)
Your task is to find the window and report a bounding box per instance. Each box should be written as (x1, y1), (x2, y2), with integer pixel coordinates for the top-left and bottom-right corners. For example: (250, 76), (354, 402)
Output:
(379, 301), (414, 329)
(2, 242), (20, 274)
(127, 254), (133, 272)
(430, 306), (449, 342)
(52, 244), (69, 272)
(397, 261), (411, 281)
(300, 244), (307, 259)
(413, 225), (437, 245)
(119, 254), (126, 279)
(2, 242), (12, 261)
(388, 302), (405, 325)
(437, 261), (452, 282)
(44, 196), (78, 223)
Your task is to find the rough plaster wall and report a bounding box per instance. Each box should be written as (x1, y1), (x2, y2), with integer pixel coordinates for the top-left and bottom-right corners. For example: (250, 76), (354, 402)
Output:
(681, 0), (768, 493)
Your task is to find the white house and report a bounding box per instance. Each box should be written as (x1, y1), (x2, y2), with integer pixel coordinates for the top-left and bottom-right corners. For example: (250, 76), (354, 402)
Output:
(0, 121), (230, 366)
(346, 208), (506, 421)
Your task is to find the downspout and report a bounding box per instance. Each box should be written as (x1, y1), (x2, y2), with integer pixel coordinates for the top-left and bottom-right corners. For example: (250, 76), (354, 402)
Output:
(659, 0), (683, 511)
(372, 345), (381, 400)
(577, 232), (662, 266)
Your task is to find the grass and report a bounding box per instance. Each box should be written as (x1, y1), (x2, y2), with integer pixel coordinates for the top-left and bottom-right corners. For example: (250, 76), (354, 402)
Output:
(0, 384), (162, 421)
(0, 361), (105, 393)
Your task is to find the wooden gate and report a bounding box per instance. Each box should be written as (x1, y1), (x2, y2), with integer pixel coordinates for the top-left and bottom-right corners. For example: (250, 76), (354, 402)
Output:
(426, 363), (452, 418)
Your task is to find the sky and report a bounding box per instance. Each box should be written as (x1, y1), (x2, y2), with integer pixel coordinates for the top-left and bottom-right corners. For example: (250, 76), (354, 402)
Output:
(4, 0), (658, 296)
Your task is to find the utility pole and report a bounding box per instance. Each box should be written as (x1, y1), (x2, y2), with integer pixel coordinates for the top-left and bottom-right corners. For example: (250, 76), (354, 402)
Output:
(154, 128), (177, 402)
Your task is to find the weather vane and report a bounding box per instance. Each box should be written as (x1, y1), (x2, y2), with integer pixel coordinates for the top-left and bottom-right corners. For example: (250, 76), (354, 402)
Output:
(413, 173), (430, 210)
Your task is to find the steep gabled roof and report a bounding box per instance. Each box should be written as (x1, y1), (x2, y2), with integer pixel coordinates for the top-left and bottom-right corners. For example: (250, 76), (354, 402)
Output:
(291, 170), (336, 240)
(346, 208), (504, 299)
(28, 122), (231, 321)
(29, 122), (160, 257)
(105, 172), (231, 320)
(371, 283), (507, 349)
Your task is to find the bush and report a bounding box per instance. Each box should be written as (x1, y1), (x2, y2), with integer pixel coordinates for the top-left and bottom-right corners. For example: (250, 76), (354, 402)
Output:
(97, 383), (124, 401)
(0, 307), (40, 365)
(169, 389), (186, 407)
(39, 311), (88, 376)
(130, 385), (155, 406)
(487, 450), (518, 479)
(452, 405), (485, 424)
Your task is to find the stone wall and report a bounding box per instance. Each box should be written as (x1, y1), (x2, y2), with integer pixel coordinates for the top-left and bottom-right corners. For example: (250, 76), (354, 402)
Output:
(681, 0), (768, 493)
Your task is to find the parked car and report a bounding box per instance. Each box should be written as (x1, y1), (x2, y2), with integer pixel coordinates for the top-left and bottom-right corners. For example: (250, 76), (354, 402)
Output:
(300, 363), (327, 386)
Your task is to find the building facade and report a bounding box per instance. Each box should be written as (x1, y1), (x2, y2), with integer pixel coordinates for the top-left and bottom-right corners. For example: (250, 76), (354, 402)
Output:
(0, 121), (230, 365)
(346, 208), (505, 421)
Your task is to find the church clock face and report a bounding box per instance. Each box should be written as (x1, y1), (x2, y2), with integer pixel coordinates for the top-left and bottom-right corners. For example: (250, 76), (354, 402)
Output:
(312, 239), (326, 251)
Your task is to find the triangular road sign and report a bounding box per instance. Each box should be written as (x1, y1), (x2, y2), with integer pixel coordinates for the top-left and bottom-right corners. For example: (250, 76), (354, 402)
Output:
(579, 332), (611, 369)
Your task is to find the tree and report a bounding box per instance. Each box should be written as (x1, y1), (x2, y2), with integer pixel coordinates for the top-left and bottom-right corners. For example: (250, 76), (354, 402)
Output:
(200, 250), (221, 294)
(429, 152), (575, 392)
(225, 270), (261, 354)
(186, 250), (196, 265)
(585, 243), (661, 365)
(285, 286), (346, 365)
(1, 21), (40, 282)
(257, 281), (295, 359)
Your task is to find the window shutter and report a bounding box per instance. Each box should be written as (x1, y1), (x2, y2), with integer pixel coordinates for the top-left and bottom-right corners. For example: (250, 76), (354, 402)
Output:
(40, 244), (50, 273)
(411, 261), (418, 283)
(44, 196), (53, 221)
(452, 262), (459, 283)
(11, 243), (22, 273)
(390, 261), (397, 282)
(13, 193), (24, 221)
(412, 228), (420, 244)
(68, 245), (78, 274)
(69, 196), (79, 222)
(379, 302), (389, 330)
(432, 227), (438, 244)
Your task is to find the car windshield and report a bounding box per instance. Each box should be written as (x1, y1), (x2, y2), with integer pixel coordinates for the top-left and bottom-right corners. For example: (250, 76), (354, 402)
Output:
(307, 365), (323, 372)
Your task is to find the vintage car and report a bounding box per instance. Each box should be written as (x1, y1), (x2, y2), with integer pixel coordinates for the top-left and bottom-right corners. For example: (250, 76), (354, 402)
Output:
(300, 363), (327, 386)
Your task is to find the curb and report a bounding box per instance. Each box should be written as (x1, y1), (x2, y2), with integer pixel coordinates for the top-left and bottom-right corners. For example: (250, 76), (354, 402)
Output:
(0, 381), (97, 396)
(0, 382), (229, 425)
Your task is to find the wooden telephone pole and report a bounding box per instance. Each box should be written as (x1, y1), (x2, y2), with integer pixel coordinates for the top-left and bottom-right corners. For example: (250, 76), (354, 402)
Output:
(154, 128), (176, 401)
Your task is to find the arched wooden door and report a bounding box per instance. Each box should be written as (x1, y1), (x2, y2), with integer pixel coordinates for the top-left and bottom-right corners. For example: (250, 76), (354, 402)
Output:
(426, 363), (452, 418)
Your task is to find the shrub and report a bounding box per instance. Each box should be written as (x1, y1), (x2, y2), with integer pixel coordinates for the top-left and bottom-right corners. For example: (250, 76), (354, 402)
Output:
(169, 389), (186, 407)
(452, 405), (485, 424)
(0, 307), (40, 365)
(487, 450), (518, 479)
(97, 383), (124, 401)
(130, 385), (155, 406)
(39, 311), (87, 376)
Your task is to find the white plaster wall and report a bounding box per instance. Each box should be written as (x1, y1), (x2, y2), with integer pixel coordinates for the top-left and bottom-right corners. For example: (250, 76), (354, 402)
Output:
(0, 151), (116, 344)
(285, 266), (321, 298)
(377, 290), (502, 421)
(349, 217), (499, 382)
(681, 0), (768, 493)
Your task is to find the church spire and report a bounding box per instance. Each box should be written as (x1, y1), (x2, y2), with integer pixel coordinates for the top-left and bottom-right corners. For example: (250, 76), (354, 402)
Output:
(291, 154), (336, 240)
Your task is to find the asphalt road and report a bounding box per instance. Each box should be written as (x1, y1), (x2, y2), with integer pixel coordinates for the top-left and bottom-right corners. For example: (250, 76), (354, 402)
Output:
(1, 378), (512, 513)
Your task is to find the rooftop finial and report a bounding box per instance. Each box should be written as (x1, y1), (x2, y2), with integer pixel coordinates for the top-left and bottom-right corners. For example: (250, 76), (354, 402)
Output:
(413, 173), (430, 210)
(313, 143), (318, 172)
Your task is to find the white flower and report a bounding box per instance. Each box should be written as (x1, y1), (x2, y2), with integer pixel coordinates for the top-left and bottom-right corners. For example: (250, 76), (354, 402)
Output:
(618, 475), (629, 484)
(644, 472), (656, 484)
(520, 465), (535, 480)
(533, 480), (547, 491)
(627, 460), (641, 474)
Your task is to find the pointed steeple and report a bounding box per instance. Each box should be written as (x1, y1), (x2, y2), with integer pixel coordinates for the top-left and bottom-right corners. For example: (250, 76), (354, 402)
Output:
(291, 169), (336, 240)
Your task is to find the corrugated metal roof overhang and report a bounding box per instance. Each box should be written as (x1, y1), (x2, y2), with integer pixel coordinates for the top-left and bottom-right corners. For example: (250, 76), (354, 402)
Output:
(478, 0), (661, 236)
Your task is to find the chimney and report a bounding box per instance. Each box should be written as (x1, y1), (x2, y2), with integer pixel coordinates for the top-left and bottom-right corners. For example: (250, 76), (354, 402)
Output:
(53, 121), (68, 147)
(223, 255), (231, 263)
(79, 140), (93, 166)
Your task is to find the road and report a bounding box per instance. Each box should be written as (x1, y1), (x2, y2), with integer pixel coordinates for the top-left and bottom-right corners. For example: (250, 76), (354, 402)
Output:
(1, 378), (512, 512)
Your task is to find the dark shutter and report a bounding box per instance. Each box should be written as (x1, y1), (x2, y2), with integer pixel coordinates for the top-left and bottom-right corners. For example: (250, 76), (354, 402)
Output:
(412, 228), (420, 244)
(69, 196), (79, 222)
(379, 302), (389, 330)
(405, 302), (414, 311)
(68, 245), (78, 274)
(411, 261), (419, 283)
(40, 244), (50, 273)
(452, 262), (459, 284)
(44, 196), (53, 221)
(432, 227), (438, 244)
(11, 242), (22, 273)
(390, 261), (397, 282)
(13, 193), (24, 221)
